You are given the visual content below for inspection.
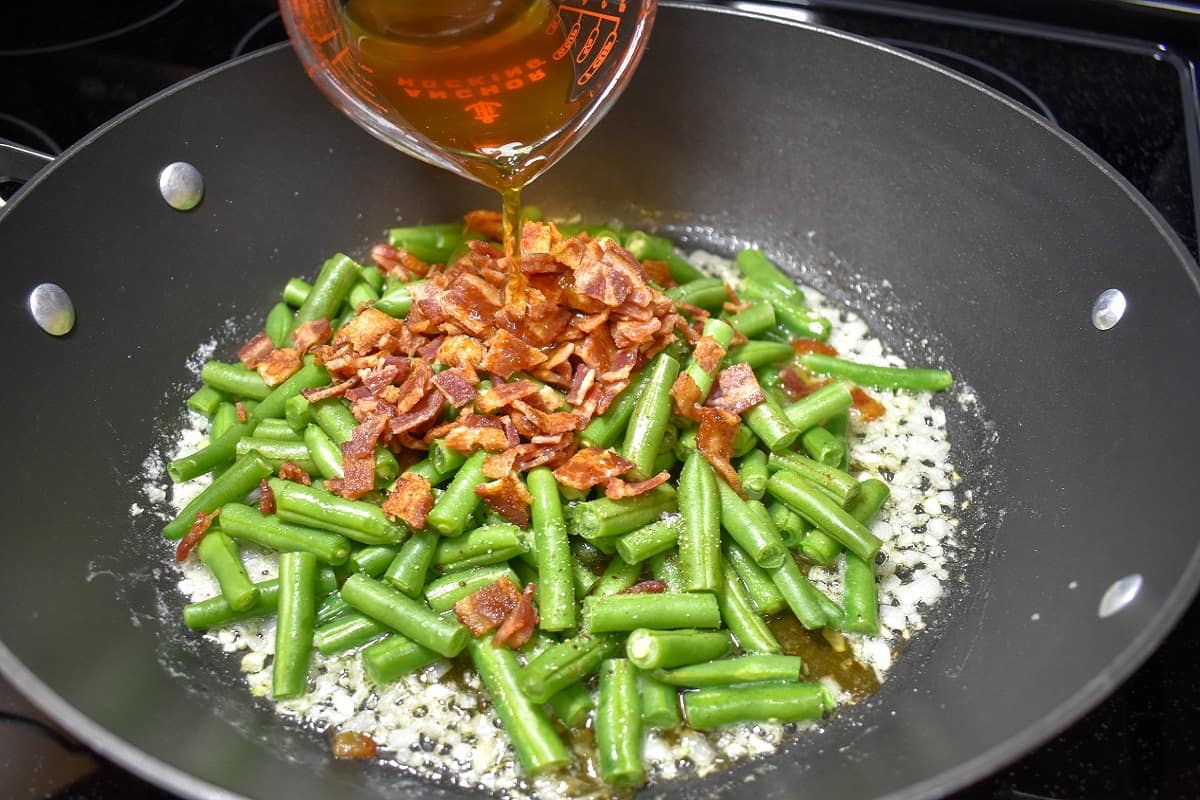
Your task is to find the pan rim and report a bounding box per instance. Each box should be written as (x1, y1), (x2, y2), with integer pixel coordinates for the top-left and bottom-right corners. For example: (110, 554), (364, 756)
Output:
(2, 5), (1199, 800)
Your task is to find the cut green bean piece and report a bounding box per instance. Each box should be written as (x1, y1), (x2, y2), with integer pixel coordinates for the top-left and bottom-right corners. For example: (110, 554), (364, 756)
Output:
(589, 556), (641, 597)
(738, 449), (770, 501)
(384, 532), (439, 596)
(265, 302), (294, 348)
(272, 551), (318, 700)
(195, 530), (258, 612)
(723, 541), (787, 616)
(726, 303), (775, 338)
(799, 352), (953, 392)
(201, 361), (272, 401)
(527, 467), (574, 631)
(313, 611), (388, 656)
(341, 574), (468, 658)
(596, 659), (644, 786)
(284, 394), (312, 431)
(295, 253), (361, 327)
(235, 437), (317, 474)
(768, 499), (811, 548)
(716, 479), (787, 569)
(433, 523), (525, 571)
(766, 471), (881, 562)
(655, 654), (802, 687)
(375, 281), (420, 318)
(219, 502), (350, 565)
(210, 402), (238, 440)
(582, 592), (721, 633)
(626, 628), (732, 671)
(424, 564), (520, 613)
(841, 478), (891, 634)
(724, 340), (794, 370)
(679, 451), (721, 592)
(649, 552), (687, 593)
(684, 682), (835, 729)
(182, 569), (335, 629)
(767, 451), (861, 507)
(519, 633), (620, 703)
(426, 450), (489, 536)
(801, 426), (845, 467)
(283, 277), (312, 308)
(270, 478), (405, 546)
(800, 530), (842, 566)
(316, 593), (352, 627)
(782, 382), (854, 432)
(163, 452), (274, 540)
(744, 393), (801, 454)
(665, 277), (727, 312)
(620, 352), (680, 480)
(614, 517), (681, 565)
(735, 249), (804, 302)
(349, 545), (399, 578)
(310, 397), (399, 481)
(826, 410), (851, 471)
(684, 318), (734, 402)
(739, 281), (831, 341)
(303, 424), (344, 479)
(717, 567), (782, 654)
(769, 555), (839, 630)
(253, 417), (304, 441)
(639, 672), (681, 729)
(548, 682), (594, 728)
(362, 634), (441, 685)
(429, 438), (467, 476)
(580, 365), (653, 450)
(569, 485), (677, 540)
(186, 384), (224, 417)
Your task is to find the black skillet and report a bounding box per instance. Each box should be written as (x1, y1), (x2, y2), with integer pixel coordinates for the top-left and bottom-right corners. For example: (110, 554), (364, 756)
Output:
(2, 4), (1199, 799)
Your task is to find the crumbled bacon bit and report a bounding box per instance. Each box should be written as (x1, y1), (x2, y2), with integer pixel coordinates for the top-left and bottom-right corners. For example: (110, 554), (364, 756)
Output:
(605, 470), (671, 499)
(334, 307), (402, 354)
(851, 386), (886, 421)
(692, 336), (725, 375)
(431, 368), (477, 408)
(553, 448), (634, 491)
(332, 730), (378, 760)
(476, 380), (539, 413)
(493, 582), (538, 649)
(793, 339), (839, 357)
(695, 406), (744, 496)
(620, 579), (668, 595)
(481, 329), (549, 379)
(238, 331), (275, 369)
(464, 209), (504, 241)
(382, 473), (434, 529)
(670, 372), (703, 419)
(371, 243), (430, 279)
(474, 471), (532, 527)
(780, 367), (828, 401)
(256, 479), (275, 514)
(292, 319), (333, 352)
(256, 347), (303, 386)
(278, 461), (312, 485)
(174, 509), (218, 562)
(301, 376), (358, 403)
(445, 425), (509, 453)
(235, 401), (248, 424)
(454, 577), (522, 636)
(328, 454), (375, 500)
(707, 364), (765, 414)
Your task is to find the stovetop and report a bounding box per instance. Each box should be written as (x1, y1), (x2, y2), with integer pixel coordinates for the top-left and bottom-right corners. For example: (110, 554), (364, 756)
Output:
(3, 1), (1200, 798)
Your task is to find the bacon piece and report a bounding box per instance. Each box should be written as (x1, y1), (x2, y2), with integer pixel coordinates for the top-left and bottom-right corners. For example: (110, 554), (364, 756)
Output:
(481, 329), (548, 379)
(445, 425), (509, 452)
(258, 478), (276, 515)
(292, 319), (333, 352)
(851, 386), (886, 421)
(382, 473), (434, 529)
(553, 448), (634, 491)
(361, 362), (403, 396)
(574, 240), (647, 308)
(605, 470), (671, 499)
(388, 390), (445, 435)
(235, 401), (248, 424)
(474, 471), (533, 527)
(454, 577), (522, 636)
(432, 368), (478, 408)
(238, 331), (275, 369)
(327, 453), (375, 500)
(493, 582), (538, 649)
(642, 259), (672, 286)
(256, 347), (303, 386)
(436, 335), (484, 373)
(780, 367), (828, 401)
(342, 415), (388, 458)
(476, 380), (539, 413)
(670, 372), (703, 419)
(482, 448), (520, 479)
(334, 307), (402, 354)
(695, 406), (744, 496)
(174, 509), (219, 562)
(389, 359), (433, 415)
(793, 339), (839, 357)
(371, 243), (430, 278)
(464, 209), (503, 241)
(520, 220), (560, 254)
(565, 364), (595, 407)
(301, 376), (359, 403)
(332, 730), (378, 760)
(278, 461), (312, 485)
(707, 364), (766, 415)
(620, 579), (668, 595)
(692, 336), (725, 375)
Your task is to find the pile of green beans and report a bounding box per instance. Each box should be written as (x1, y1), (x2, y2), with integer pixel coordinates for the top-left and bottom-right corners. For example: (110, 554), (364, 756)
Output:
(165, 225), (955, 788)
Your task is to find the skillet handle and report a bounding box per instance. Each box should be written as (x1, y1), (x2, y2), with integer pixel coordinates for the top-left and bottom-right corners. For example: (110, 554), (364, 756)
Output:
(0, 139), (54, 206)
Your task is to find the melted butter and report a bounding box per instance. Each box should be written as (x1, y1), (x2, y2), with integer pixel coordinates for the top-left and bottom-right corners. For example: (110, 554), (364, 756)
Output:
(767, 614), (882, 699)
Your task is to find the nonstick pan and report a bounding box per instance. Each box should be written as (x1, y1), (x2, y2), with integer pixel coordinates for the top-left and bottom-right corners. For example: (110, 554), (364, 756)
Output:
(2, 4), (1199, 799)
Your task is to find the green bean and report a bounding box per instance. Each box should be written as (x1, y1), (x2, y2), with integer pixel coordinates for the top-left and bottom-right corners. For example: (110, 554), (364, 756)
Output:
(264, 301), (294, 348)
(425, 450), (489, 536)
(768, 498), (811, 548)
(303, 424), (344, 479)
(253, 417), (303, 441)
(739, 281), (831, 341)
(219, 502), (350, 564)
(582, 592), (721, 633)
(195, 530), (258, 612)
(520, 633), (620, 703)
(685, 318), (735, 402)
(548, 682), (595, 728)
(200, 361), (271, 401)
(579, 366), (653, 449)
(210, 401), (238, 440)
(341, 574), (468, 657)
(614, 517), (681, 565)
(625, 628), (732, 671)
(678, 451), (721, 592)
(738, 449), (770, 501)
(596, 659), (644, 786)
(726, 303), (776, 339)
(388, 222), (465, 262)
(826, 409), (851, 471)
(665, 277), (727, 312)
(313, 611), (388, 656)
(766, 451), (861, 507)
(284, 394), (312, 431)
(715, 479), (787, 570)
(800, 530), (842, 566)
(526, 468), (574, 631)
(362, 634), (441, 685)
(433, 523), (526, 571)
(315, 593), (352, 627)
(399, 457), (453, 488)
(358, 264), (384, 292)
(349, 545), (399, 578)
(589, 556), (642, 597)
(639, 672), (681, 729)
(283, 277), (312, 308)
(622, 230), (675, 262)
(295, 253), (361, 326)
(620, 352), (680, 479)
(656, 654), (802, 687)
(800, 352), (955, 392)
(766, 471), (881, 562)
(429, 438), (467, 476)
(186, 384), (224, 417)
(723, 541), (787, 615)
(723, 340), (794, 370)
(649, 552), (687, 593)
(782, 382), (854, 432)
(382, 532), (438, 596)
(769, 555), (840, 630)
(181, 569), (335, 629)
(233, 437), (317, 473)
(168, 362), (330, 482)
(163, 453), (274, 540)
(848, 477), (891, 521)
(744, 393), (801, 454)
(310, 397), (399, 481)
(272, 551), (318, 700)
(572, 560), (602, 599)
(663, 252), (704, 284)
(374, 281), (418, 318)
(839, 478), (891, 634)
(683, 682), (835, 729)
(717, 567), (782, 654)
(423, 564), (521, 613)
(735, 249), (804, 302)
(800, 426), (845, 467)
(269, 478), (405, 546)
(569, 485), (677, 540)
(469, 638), (570, 775)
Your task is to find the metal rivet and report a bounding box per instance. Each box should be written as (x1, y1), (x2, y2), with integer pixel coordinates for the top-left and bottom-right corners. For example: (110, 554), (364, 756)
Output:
(1098, 573), (1142, 618)
(1091, 288), (1126, 331)
(158, 162), (204, 211)
(29, 283), (75, 336)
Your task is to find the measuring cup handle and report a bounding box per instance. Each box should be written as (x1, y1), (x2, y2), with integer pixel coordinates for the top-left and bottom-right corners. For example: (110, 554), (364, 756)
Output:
(0, 139), (55, 190)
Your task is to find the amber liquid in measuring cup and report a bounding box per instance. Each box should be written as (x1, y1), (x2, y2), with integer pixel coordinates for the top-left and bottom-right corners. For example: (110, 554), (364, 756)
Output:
(281, 0), (656, 253)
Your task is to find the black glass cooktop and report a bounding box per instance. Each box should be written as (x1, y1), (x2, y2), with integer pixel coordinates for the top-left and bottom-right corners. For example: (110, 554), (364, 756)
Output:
(2, 1), (1198, 798)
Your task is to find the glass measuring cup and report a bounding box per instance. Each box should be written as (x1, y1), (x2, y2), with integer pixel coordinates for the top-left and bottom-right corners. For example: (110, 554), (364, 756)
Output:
(279, 0), (657, 196)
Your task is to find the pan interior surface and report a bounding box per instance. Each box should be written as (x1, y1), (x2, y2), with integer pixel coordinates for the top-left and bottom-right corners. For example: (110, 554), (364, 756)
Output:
(1, 5), (1199, 800)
